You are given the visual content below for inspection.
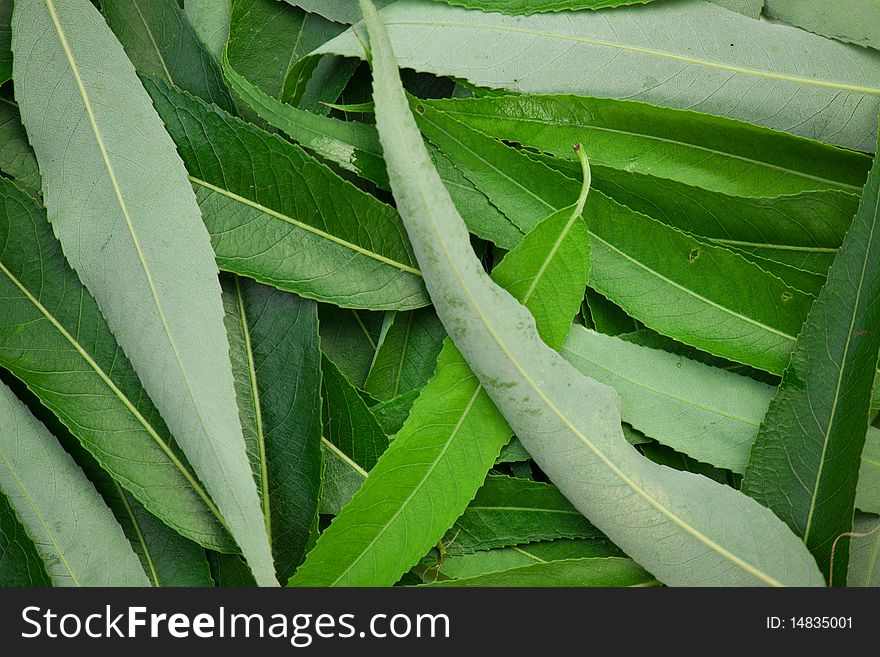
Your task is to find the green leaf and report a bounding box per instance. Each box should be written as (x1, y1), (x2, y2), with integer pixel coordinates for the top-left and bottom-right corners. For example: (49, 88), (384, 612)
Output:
(562, 326), (772, 473)
(584, 291), (638, 336)
(709, 0), (763, 16)
(228, 0), (345, 104)
(422, 557), (656, 587)
(765, 0), (880, 51)
(847, 513), (880, 587)
(319, 440), (367, 516)
(12, 0), (274, 585)
(436, 538), (622, 580)
(416, 99), (816, 375)
(208, 552), (256, 586)
(364, 307), (446, 401)
(429, 0), (666, 14)
(443, 476), (603, 555)
(318, 305), (383, 388)
(742, 131), (880, 586)
(0, 177), (232, 551)
(223, 276), (323, 582)
(144, 77), (429, 311)
(361, 0), (824, 587)
(290, 173), (592, 585)
(322, 354), (389, 471)
(0, 493), (51, 586)
(183, 0), (232, 61)
(857, 430), (880, 515)
(0, 380), (150, 586)
(0, 0), (10, 84)
(102, 0), (235, 113)
(0, 99), (42, 199)
(370, 389), (419, 435)
(281, 0), (394, 23)
(317, 0), (880, 152)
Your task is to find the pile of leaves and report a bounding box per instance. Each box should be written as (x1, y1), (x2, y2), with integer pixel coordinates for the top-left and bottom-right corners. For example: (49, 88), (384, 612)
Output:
(1, 0), (879, 588)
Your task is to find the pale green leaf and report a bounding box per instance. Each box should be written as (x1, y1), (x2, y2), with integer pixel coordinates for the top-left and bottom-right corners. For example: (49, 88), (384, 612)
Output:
(765, 0), (880, 51)
(12, 0), (274, 585)
(422, 557), (656, 587)
(362, 0), (824, 586)
(184, 0), (231, 60)
(847, 513), (880, 587)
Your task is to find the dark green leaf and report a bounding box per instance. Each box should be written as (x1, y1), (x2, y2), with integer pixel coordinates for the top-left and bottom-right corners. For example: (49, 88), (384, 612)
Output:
(0, 99), (41, 199)
(0, 493), (51, 586)
(422, 557), (656, 587)
(318, 305), (383, 388)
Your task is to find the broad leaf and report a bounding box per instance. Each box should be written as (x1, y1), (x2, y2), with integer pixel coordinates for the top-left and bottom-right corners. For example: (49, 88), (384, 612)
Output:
(322, 355), (389, 471)
(0, 381), (150, 586)
(144, 77), (429, 311)
(317, 0), (880, 152)
(765, 0), (880, 51)
(361, 0), (824, 587)
(742, 130), (880, 586)
(183, 0), (232, 60)
(223, 276), (323, 581)
(443, 476), (603, 555)
(422, 557), (656, 587)
(364, 307), (446, 401)
(102, 0), (235, 112)
(0, 99), (41, 199)
(0, 177), (232, 551)
(290, 176), (592, 585)
(12, 0), (274, 585)
(0, 494), (51, 586)
(423, 94), (871, 197)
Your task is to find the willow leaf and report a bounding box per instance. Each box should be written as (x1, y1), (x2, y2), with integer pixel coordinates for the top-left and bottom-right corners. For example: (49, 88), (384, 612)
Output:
(433, 0), (668, 13)
(290, 167), (592, 585)
(0, 177), (233, 551)
(743, 131), (880, 586)
(765, 0), (880, 51)
(0, 100), (41, 199)
(102, 0), (235, 113)
(183, 0), (232, 61)
(362, 0), (824, 587)
(208, 552), (256, 586)
(318, 305), (383, 388)
(422, 557), (655, 587)
(0, 1), (9, 84)
(364, 307), (445, 401)
(144, 77), (428, 311)
(318, 0), (880, 152)
(322, 355), (389, 471)
(223, 276), (322, 582)
(417, 100), (815, 374)
(319, 440), (368, 516)
(424, 92), (871, 198)
(857, 432), (880, 516)
(443, 476), (602, 555)
(370, 390), (420, 435)
(228, 0), (344, 103)
(12, 0), (274, 585)
(437, 538), (622, 580)
(281, 0), (393, 23)
(847, 513), (880, 587)
(0, 381), (150, 586)
(0, 493), (51, 586)
(709, 0), (763, 16)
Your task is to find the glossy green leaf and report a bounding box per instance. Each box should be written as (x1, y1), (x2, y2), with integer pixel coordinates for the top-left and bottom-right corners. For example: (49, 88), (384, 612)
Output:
(322, 354), (389, 471)
(223, 276), (323, 581)
(318, 305), (383, 388)
(361, 0), (824, 587)
(102, 0), (235, 112)
(416, 100), (816, 375)
(0, 99), (41, 199)
(443, 476), (602, 555)
(183, 0), (231, 60)
(423, 94), (870, 197)
(0, 176), (232, 552)
(765, 0), (880, 51)
(317, 0), (880, 152)
(847, 513), (880, 587)
(743, 133), (880, 586)
(436, 538), (622, 580)
(0, 493), (51, 586)
(290, 164), (592, 585)
(144, 77), (428, 311)
(364, 307), (445, 401)
(0, 380), (150, 586)
(228, 0), (344, 104)
(12, 0), (274, 585)
(422, 557), (656, 587)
